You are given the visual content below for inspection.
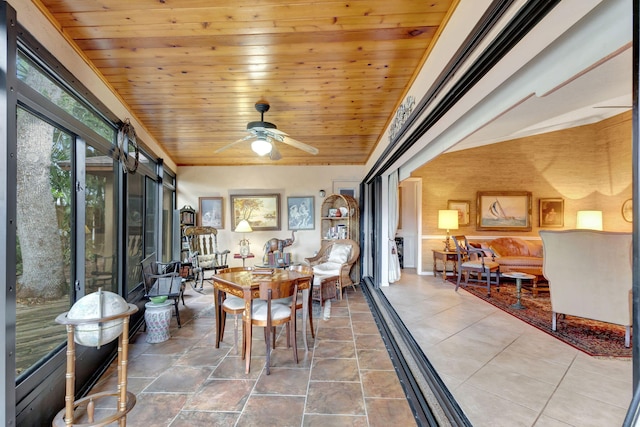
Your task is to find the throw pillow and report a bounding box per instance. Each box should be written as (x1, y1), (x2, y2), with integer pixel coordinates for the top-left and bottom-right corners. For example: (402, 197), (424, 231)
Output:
(328, 244), (352, 264)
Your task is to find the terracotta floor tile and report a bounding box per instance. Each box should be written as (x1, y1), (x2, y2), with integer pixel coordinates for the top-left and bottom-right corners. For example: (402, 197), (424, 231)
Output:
(361, 370), (406, 398)
(311, 358), (359, 381)
(236, 395), (305, 427)
(253, 367), (310, 395)
(365, 397), (416, 427)
(305, 381), (365, 415)
(313, 339), (356, 358)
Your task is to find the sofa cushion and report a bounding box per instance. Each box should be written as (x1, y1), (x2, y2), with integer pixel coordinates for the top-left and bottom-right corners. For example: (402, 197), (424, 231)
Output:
(489, 237), (532, 257)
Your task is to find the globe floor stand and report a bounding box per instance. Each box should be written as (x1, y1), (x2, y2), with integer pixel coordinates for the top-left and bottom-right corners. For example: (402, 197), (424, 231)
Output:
(52, 304), (138, 427)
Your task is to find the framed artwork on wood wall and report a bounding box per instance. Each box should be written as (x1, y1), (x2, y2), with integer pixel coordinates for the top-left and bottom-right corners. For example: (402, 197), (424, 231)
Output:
(476, 191), (532, 231)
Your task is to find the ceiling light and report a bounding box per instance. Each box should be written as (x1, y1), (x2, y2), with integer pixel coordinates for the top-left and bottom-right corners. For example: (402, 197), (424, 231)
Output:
(251, 138), (272, 156)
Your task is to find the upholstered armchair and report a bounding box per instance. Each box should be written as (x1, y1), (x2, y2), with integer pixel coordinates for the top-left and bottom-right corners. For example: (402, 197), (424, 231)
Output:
(305, 238), (360, 299)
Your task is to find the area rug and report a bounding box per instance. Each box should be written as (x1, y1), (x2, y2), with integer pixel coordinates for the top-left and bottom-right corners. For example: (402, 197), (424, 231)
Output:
(447, 279), (631, 358)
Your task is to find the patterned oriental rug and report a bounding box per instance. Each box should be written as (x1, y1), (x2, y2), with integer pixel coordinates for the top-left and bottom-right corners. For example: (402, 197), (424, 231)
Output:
(447, 279), (631, 358)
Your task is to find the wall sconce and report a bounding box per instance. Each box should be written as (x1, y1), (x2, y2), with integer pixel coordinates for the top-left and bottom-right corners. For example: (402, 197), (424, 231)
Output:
(576, 210), (603, 230)
(319, 189), (326, 198)
(438, 210), (459, 251)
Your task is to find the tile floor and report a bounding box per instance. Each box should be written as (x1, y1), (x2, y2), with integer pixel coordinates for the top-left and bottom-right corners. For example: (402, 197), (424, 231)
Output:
(87, 281), (415, 426)
(383, 270), (633, 427)
(87, 269), (633, 426)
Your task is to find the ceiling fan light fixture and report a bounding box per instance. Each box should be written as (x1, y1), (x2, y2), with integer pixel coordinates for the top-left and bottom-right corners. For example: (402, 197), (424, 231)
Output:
(251, 138), (272, 156)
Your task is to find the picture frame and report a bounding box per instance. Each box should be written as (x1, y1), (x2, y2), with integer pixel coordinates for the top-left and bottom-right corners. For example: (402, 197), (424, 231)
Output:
(447, 200), (470, 226)
(198, 197), (224, 228)
(476, 191), (532, 231)
(287, 196), (315, 230)
(332, 180), (359, 199)
(539, 198), (564, 227)
(230, 193), (281, 231)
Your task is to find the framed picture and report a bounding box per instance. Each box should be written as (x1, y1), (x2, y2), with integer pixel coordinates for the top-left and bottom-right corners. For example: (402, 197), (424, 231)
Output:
(476, 191), (532, 231)
(198, 197), (224, 228)
(332, 180), (359, 199)
(447, 200), (470, 226)
(287, 196), (315, 230)
(539, 198), (564, 227)
(230, 193), (281, 231)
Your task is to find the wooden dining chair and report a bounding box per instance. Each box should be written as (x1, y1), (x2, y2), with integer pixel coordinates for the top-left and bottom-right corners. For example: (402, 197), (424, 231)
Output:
(217, 267), (256, 354)
(251, 279), (299, 375)
(283, 265), (315, 339)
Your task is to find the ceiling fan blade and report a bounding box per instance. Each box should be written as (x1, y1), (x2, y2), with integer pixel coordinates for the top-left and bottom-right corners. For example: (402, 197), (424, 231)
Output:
(214, 134), (253, 153)
(269, 143), (282, 161)
(281, 135), (319, 155)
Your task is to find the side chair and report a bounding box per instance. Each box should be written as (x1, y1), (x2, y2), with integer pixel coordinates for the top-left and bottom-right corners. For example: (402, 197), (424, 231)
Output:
(217, 266), (256, 355)
(452, 235), (500, 297)
(251, 279), (299, 375)
(285, 265), (315, 339)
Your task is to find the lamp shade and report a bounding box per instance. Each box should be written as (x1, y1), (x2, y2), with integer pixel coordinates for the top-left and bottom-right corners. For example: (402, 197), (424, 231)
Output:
(251, 138), (272, 156)
(576, 210), (603, 230)
(438, 210), (459, 230)
(235, 219), (253, 233)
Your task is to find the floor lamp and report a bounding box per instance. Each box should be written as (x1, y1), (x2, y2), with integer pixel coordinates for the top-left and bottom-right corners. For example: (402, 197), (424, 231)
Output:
(438, 210), (459, 252)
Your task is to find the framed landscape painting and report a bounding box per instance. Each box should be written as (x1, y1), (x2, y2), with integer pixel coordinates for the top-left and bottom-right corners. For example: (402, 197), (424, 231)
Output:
(230, 193), (281, 231)
(198, 197), (224, 228)
(287, 196), (315, 230)
(476, 191), (532, 231)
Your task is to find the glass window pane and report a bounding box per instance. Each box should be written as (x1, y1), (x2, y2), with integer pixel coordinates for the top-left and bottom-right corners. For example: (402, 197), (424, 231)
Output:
(162, 186), (175, 262)
(85, 145), (118, 294)
(145, 177), (157, 257)
(127, 173), (144, 295)
(15, 108), (71, 380)
(17, 52), (115, 142)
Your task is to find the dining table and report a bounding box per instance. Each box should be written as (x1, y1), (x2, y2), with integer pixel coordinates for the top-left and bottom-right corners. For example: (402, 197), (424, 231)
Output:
(211, 268), (313, 374)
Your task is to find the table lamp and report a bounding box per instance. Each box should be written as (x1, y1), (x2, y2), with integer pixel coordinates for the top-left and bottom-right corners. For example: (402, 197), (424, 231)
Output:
(438, 210), (459, 251)
(576, 210), (603, 230)
(235, 219), (253, 256)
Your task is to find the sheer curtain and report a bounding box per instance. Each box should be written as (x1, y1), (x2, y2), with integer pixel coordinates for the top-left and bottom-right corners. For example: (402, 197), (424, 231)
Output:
(389, 171), (401, 283)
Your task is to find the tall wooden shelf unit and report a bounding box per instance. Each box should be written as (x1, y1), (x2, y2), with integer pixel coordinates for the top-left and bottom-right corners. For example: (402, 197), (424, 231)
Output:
(320, 194), (360, 282)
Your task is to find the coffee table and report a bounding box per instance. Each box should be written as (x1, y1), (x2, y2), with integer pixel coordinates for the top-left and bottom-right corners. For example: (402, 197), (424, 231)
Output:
(502, 272), (536, 309)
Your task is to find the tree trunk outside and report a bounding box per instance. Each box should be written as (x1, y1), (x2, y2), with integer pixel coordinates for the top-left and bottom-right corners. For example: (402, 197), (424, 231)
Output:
(16, 109), (67, 300)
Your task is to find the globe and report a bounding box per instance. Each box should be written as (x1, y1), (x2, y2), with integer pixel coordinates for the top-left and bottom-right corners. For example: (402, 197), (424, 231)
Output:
(67, 290), (129, 347)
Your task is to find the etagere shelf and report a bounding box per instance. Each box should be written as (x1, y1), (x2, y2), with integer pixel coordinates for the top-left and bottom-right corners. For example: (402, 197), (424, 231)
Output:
(320, 194), (360, 282)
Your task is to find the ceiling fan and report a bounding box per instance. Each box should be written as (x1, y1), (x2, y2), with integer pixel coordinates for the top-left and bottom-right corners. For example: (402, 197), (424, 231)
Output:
(215, 101), (319, 160)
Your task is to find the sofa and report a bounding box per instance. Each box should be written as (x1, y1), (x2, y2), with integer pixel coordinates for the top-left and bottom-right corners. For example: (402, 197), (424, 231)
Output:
(477, 237), (543, 276)
(540, 230), (632, 347)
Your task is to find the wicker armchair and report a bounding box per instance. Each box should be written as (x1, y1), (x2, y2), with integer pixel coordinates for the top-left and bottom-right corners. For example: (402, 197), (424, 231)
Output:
(305, 239), (360, 299)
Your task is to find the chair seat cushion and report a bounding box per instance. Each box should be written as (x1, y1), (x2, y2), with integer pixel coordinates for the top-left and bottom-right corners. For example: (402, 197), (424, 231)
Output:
(461, 260), (499, 269)
(251, 301), (292, 322)
(313, 262), (341, 275)
(198, 254), (219, 269)
(222, 295), (245, 310)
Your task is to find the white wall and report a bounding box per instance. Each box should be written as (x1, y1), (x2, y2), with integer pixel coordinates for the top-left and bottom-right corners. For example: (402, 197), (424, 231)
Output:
(177, 165), (364, 267)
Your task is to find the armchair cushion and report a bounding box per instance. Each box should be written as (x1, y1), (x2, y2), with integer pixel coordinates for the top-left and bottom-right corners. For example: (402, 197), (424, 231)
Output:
(312, 261), (342, 276)
(327, 244), (352, 264)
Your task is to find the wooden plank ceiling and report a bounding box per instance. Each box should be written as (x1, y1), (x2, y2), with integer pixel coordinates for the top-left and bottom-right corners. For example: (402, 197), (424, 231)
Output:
(37, 0), (457, 166)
